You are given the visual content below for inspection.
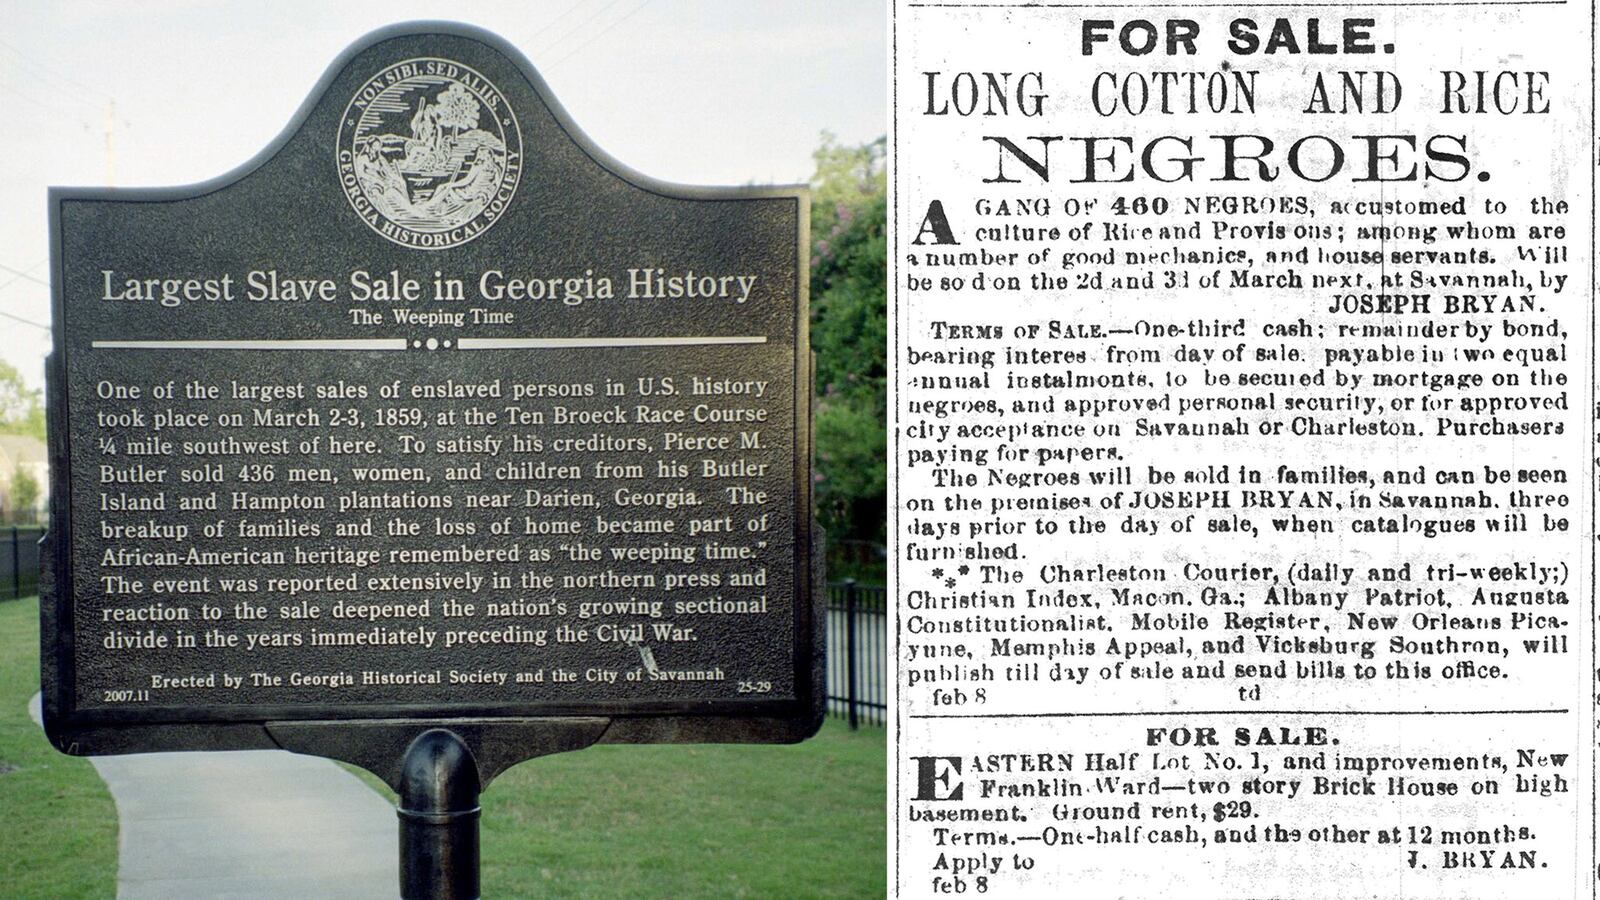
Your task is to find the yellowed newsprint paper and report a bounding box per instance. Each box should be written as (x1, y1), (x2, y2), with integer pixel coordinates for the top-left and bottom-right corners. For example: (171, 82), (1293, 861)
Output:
(888, 1), (1597, 896)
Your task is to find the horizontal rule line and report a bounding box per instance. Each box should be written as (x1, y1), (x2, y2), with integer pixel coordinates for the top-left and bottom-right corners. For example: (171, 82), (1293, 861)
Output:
(908, 2), (1565, 6)
(457, 336), (768, 349)
(912, 709), (1570, 719)
(90, 336), (769, 351)
(92, 339), (408, 350)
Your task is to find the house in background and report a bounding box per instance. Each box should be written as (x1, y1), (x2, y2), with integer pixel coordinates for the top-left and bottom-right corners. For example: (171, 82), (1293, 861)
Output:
(0, 435), (48, 524)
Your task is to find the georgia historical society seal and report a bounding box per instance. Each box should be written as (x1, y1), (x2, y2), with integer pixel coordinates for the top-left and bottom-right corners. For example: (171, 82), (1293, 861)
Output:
(337, 58), (522, 250)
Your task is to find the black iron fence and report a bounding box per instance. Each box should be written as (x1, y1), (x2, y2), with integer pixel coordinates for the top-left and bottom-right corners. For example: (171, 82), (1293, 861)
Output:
(1, 526), (42, 600)
(826, 579), (886, 728)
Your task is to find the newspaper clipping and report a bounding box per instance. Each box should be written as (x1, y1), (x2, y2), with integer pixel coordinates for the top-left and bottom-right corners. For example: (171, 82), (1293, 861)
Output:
(890, 1), (1595, 896)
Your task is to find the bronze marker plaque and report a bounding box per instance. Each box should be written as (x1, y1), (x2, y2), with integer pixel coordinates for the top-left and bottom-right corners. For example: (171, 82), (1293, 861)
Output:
(42, 23), (820, 761)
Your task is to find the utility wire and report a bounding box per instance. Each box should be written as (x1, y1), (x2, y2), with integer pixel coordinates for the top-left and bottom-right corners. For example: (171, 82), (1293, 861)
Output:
(0, 262), (48, 289)
(0, 79), (57, 114)
(538, 0), (632, 59)
(0, 38), (117, 133)
(528, 0), (591, 41)
(0, 308), (50, 331)
(550, 0), (656, 67)
(0, 261), (54, 331)
(0, 261), (46, 294)
(0, 36), (111, 108)
(0, 78), (98, 131)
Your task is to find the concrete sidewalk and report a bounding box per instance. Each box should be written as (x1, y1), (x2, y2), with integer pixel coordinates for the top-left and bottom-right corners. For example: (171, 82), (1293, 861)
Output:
(31, 694), (398, 899)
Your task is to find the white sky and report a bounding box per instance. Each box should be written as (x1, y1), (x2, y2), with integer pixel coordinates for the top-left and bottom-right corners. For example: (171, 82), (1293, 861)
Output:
(0, 1), (887, 390)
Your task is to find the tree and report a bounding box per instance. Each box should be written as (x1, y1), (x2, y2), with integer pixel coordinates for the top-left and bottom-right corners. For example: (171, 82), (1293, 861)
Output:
(434, 83), (482, 137)
(0, 361), (44, 442)
(9, 466), (38, 524)
(809, 135), (887, 548)
(810, 133), (885, 259)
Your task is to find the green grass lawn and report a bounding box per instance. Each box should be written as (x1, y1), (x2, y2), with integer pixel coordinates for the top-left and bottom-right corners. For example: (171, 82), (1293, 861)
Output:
(479, 720), (884, 898)
(2, 591), (884, 898)
(348, 717), (886, 898)
(0, 597), (117, 899)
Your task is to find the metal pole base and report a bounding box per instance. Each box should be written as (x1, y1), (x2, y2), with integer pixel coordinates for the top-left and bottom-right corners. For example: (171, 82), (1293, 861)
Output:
(398, 729), (481, 900)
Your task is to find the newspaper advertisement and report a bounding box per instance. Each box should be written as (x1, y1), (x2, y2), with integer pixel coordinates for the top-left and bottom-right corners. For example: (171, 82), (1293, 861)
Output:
(890, 1), (1596, 896)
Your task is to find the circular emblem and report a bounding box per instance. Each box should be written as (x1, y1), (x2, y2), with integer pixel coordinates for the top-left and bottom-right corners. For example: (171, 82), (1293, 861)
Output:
(338, 58), (522, 250)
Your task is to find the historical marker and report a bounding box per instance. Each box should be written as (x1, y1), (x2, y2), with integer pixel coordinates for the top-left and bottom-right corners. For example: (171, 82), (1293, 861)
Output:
(43, 23), (819, 893)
